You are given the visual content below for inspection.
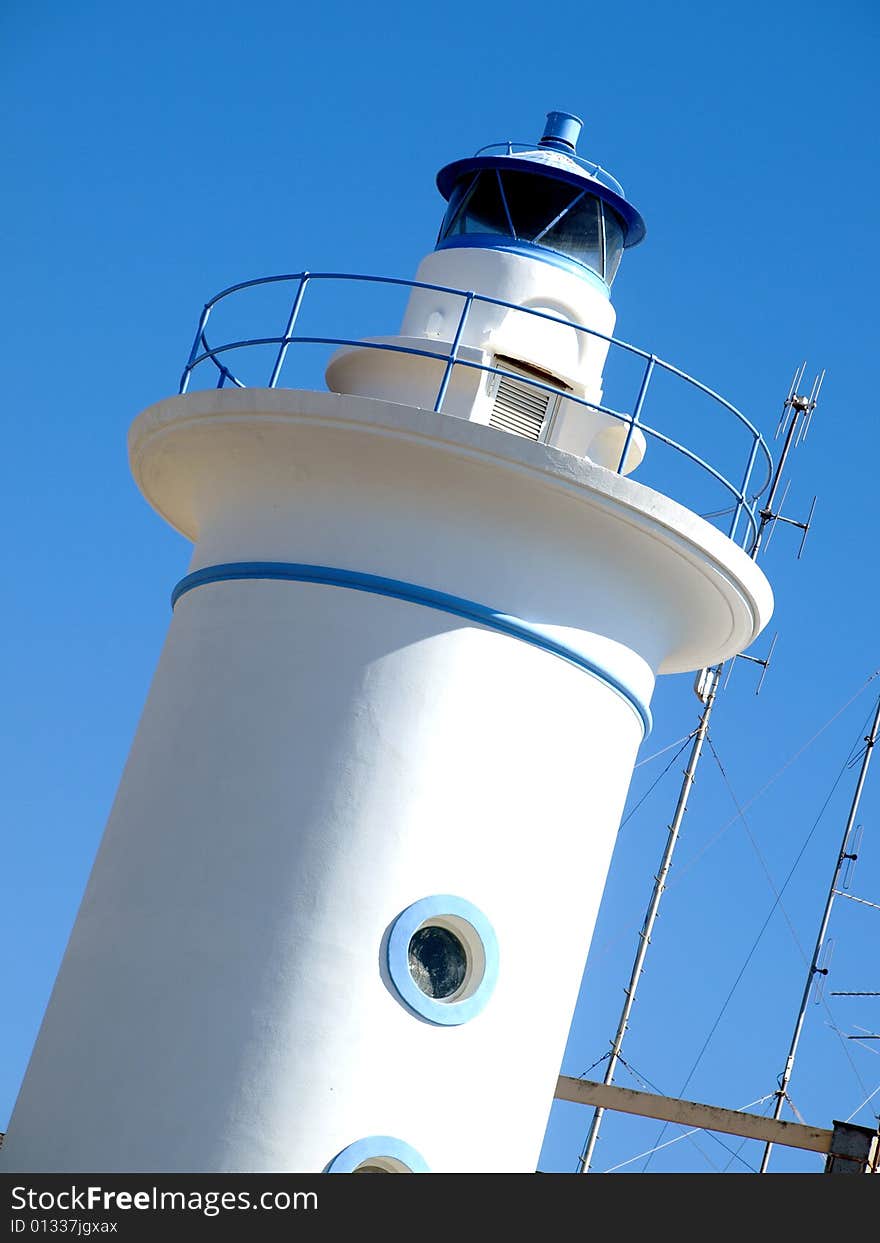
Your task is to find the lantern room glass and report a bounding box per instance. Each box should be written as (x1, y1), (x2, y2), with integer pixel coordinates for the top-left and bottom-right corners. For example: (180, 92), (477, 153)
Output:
(438, 168), (625, 285)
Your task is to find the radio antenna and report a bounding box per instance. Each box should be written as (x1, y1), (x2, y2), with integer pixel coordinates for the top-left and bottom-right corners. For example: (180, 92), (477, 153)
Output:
(750, 364), (824, 559)
(758, 693), (880, 1172)
(576, 366), (822, 1173)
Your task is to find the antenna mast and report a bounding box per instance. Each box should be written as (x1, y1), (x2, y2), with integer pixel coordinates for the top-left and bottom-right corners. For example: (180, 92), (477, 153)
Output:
(577, 663), (721, 1172)
(751, 362), (823, 559)
(758, 693), (880, 1172)
(577, 366), (822, 1173)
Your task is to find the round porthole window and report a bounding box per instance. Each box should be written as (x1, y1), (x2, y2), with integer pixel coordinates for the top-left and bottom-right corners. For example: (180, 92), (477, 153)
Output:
(408, 924), (467, 999)
(387, 895), (499, 1025)
(326, 1137), (429, 1173)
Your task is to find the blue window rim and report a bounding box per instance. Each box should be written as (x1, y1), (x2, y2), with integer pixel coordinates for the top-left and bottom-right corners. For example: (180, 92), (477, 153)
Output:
(387, 895), (499, 1026)
(326, 1136), (430, 1173)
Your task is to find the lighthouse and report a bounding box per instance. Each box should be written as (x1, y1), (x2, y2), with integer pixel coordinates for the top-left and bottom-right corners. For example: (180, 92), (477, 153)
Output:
(1, 112), (773, 1173)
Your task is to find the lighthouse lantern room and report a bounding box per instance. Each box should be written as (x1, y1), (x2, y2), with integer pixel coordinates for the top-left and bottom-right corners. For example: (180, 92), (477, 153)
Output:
(327, 110), (649, 468)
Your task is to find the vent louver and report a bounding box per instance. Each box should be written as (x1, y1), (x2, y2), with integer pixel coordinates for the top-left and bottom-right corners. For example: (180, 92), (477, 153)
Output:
(489, 374), (555, 441)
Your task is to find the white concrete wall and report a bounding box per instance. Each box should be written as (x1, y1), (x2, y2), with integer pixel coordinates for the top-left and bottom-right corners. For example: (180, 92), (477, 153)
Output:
(402, 248), (616, 398)
(1, 581), (640, 1173)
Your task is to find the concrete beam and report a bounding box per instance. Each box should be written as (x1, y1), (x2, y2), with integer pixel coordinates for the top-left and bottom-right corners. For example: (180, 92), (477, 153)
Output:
(555, 1076), (833, 1154)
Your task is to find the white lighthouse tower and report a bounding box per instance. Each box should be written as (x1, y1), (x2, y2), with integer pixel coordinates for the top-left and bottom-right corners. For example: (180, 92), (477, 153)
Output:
(1, 112), (773, 1174)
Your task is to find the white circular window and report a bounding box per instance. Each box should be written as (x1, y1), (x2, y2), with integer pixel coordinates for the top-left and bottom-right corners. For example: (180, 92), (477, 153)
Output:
(352, 1157), (411, 1173)
(327, 1137), (429, 1173)
(387, 896), (498, 1025)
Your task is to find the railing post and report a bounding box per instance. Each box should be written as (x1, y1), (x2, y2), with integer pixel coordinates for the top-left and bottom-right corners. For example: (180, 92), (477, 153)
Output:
(729, 434), (760, 546)
(616, 355), (655, 473)
(433, 292), (474, 414)
(268, 273), (310, 389)
(179, 303), (213, 394)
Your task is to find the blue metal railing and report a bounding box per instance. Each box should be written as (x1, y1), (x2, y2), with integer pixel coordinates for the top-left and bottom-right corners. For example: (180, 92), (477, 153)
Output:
(178, 271), (773, 551)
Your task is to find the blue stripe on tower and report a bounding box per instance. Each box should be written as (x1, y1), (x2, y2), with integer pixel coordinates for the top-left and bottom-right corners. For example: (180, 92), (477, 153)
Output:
(171, 562), (652, 736)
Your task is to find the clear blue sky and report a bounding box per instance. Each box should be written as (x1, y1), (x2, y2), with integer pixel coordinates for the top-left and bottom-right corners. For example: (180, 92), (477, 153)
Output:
(2, 0), (878, 1173)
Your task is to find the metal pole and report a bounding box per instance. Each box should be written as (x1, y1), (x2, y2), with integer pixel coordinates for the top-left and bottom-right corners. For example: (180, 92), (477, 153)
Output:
(758, 693), (880, 1173)
(433, 292), (473, 413)
(728, 434), (760, 546)
(267, 274), (310, 389)
(577, 665), (722, 1172)
(179, 303), (212, 395)
(616, 355), (654, 475)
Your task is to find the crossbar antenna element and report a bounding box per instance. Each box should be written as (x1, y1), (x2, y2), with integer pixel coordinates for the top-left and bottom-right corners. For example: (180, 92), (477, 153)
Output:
(840, 825), (863, 890)
(723, 631), (778, 694)
(576, 365), (822, 1173)
(751, 364), (824, 560)
(759, 693), (880, 1172)
(833, 889), (880, 913)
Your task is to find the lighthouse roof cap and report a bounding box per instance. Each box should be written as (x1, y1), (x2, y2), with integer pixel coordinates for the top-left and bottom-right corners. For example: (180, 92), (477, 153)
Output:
(436, 114), (646, 248)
